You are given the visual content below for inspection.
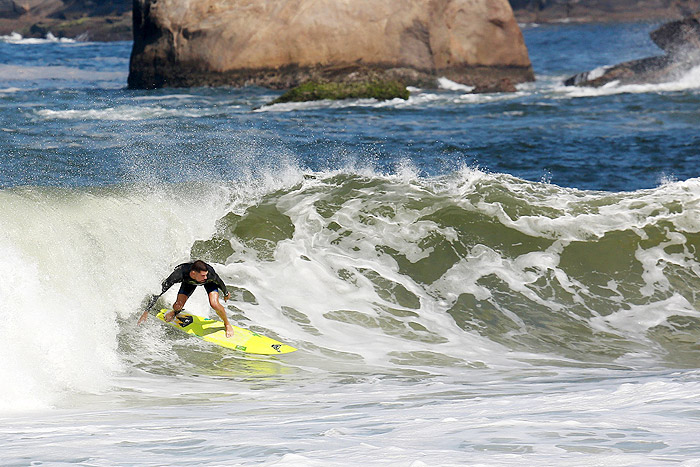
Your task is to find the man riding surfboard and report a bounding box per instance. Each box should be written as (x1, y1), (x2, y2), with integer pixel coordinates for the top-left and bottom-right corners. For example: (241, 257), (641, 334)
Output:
(138, 260), (234, 337)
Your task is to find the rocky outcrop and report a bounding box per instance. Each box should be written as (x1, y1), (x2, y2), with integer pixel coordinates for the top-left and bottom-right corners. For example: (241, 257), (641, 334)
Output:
(128, 0), (534, 91)
(651, 11), (700, 52)
(510, 0), (700, 23)
(565, 12), (700, 87)
(0, 0), (131, 40)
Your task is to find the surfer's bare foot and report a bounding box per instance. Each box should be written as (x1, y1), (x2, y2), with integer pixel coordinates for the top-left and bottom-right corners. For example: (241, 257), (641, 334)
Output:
(164, 310), (176, 322)
(225, 323), (234, 338)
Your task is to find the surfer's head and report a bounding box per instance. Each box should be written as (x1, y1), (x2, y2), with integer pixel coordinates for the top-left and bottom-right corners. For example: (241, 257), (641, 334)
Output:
(190, 260), (209, 283)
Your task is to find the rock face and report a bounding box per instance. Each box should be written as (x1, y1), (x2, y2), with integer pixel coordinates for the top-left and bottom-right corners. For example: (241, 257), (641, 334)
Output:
(510, 0), (700, 23)
(128, 0), (534, 90)
(565, 12), (700, 87)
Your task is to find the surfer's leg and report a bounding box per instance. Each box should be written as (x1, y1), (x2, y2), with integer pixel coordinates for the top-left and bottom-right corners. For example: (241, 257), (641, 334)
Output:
(208, 289), (234, 337)
(165, 284), (195, 321)
(173, 293), (189, 312)
(164, 292), (189, 321)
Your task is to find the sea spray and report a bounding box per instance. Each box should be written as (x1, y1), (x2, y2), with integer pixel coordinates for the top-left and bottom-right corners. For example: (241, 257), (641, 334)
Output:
(0, 183), (232, 409)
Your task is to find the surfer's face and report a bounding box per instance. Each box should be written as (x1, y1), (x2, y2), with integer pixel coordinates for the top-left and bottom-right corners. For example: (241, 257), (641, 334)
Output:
(190, 269), (208, 283)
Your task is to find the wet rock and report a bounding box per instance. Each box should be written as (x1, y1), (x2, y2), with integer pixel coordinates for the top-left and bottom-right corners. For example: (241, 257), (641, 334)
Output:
(472, 78), (518, 93)
(650, 12), (700, 55)
(564, 12), (700, 87)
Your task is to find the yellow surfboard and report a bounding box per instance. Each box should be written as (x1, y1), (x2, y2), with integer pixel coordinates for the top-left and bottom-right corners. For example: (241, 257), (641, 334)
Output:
(156, 309), (297, 355)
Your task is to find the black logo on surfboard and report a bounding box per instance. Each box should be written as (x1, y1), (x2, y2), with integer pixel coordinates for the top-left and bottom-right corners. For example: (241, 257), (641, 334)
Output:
(271, 344), (282, 353)
(176, 315), (194, 328)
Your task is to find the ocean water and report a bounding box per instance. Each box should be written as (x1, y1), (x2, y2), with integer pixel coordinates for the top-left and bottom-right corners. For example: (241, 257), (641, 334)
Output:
(1, 21), (700, 466)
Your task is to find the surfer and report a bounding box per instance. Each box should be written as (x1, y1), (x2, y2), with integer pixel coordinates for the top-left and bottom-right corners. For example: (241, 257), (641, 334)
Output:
(137, 260), (234, 338)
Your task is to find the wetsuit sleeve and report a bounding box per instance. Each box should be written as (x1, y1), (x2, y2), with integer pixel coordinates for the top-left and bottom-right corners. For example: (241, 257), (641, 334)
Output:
(208, 266), (229, 296)
(160, 264), (186, 294)
(144, 264), (187, 310)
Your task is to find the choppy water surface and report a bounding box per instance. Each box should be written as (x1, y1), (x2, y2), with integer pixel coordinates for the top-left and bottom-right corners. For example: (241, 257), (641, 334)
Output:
(1, 22), (700, 466)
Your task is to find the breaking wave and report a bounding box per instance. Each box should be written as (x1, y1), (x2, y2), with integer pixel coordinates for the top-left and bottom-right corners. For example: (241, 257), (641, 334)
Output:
(2, 167), (700, 410)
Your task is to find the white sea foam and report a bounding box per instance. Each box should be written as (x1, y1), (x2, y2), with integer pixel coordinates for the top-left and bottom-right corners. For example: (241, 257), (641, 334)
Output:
(437, 77), (475, 92)
(0, 32), (76, 44)
(0, 184), (233, 411)
(132, 94), (201, 101)
(1, 368), (698, 465)
(254, 98), (378, 112)
(34, 104), (229, 121)
(558, 63), (700, 97)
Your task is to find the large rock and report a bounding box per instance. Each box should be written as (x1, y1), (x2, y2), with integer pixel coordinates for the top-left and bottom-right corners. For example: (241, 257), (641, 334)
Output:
(565, 12), (700, 87)
(128, 0), (534, 90)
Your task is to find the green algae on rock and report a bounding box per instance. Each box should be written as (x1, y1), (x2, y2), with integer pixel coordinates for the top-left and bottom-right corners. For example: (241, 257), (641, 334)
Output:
(269, 80), (410, 105)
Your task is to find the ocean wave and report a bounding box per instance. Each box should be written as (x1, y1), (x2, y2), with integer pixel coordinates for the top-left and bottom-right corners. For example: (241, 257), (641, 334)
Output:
(2, 169), (699, 411)
(0, 64), (126, 86)
(0, 182), (234, 410)
(190, 170), (700, 368)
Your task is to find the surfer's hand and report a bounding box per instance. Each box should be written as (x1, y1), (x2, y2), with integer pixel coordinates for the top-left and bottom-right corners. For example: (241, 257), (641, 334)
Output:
(137, 310), (149, 325)
(225, 323), (234, 338)
(224, 293), (230, 302)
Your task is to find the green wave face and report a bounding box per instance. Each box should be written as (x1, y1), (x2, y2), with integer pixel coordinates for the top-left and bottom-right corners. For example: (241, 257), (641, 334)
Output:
(193, 171), (700, 368)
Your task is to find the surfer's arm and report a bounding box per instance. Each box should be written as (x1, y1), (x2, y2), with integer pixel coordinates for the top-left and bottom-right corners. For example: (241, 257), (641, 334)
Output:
(159, 265), (186, 295)
(137, 265), (186, 324)
(208, 267), (229, 299)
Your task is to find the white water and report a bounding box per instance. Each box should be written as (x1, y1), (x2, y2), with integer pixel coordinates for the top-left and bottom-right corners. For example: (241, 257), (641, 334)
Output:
(252, 65), (700, 115)
(0, 32), (77, 44)
(0, 184), (232, 410)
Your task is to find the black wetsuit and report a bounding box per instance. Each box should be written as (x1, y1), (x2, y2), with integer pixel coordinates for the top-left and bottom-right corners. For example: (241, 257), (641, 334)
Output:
(146, 262), (228, 310)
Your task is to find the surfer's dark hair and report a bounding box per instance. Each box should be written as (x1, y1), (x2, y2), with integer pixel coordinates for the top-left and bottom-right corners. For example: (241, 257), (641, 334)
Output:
(192, 260), (208, 272)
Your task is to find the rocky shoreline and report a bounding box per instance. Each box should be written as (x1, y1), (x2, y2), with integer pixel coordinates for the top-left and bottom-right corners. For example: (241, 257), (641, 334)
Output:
(512, 0), (700, 24)
(0, 0), (131, 41)
(0, 15), (131, 41)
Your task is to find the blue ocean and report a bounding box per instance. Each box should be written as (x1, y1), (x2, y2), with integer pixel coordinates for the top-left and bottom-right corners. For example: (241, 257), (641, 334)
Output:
(1, 22), (700, 466)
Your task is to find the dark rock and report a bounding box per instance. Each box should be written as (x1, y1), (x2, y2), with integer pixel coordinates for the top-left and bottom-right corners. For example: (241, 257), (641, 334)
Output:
(0, 0), (26, 19)
(472, 78), (518, 93)
(650, 12), (700, 55)
(28, 23), (49, 37)
(564, 12), (700, 87)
